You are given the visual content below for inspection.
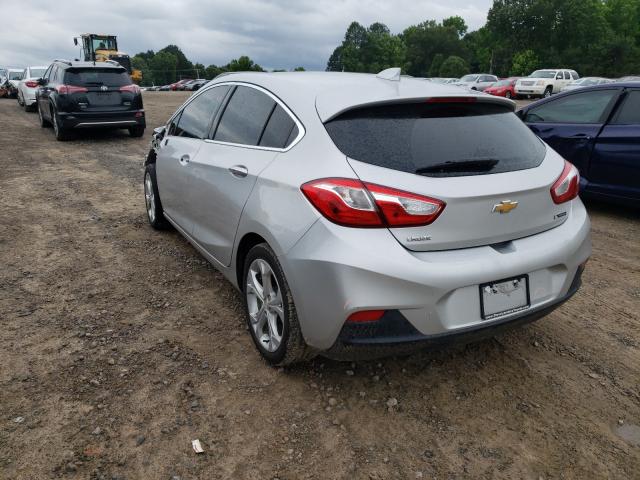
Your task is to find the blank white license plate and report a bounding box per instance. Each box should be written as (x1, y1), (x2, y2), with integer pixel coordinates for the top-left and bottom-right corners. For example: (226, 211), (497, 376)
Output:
(480, 275), (530, 320)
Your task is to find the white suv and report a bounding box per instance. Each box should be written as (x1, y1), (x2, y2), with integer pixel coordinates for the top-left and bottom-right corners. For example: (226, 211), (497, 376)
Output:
(515, 69), (579, 98)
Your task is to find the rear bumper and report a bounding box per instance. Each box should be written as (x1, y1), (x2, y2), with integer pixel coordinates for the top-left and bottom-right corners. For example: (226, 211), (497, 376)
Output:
(324, 264), (584, 360)
(58, 110), (146, 129)
(280, 199), (591, 352)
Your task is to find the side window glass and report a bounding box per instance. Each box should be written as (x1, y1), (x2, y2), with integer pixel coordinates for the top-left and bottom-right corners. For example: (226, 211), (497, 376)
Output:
(167, 112), (182, 136)
(555, 72), (563, 80)
(611, 91), (640, 125)
(43, 66), (52, 81)
(214, 86), (275, 145)
(524, 90), (618, 124)
(175, 86), (230, 139)
(564, 71), (570, 80)
(259, 104), (297, 148)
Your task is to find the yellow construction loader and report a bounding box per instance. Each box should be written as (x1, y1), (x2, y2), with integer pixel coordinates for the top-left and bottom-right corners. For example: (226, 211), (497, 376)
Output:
(74, 34), (143, 83)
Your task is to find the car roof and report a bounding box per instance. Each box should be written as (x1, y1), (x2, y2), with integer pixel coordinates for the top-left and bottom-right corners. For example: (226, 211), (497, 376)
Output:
(54, 60), (125, 70)
(208, 71), (514, 123)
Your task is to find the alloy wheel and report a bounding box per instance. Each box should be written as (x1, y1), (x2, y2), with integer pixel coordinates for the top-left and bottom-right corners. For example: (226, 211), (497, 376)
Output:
(144, 172), (156, 223)
(246, 259), (284, 352)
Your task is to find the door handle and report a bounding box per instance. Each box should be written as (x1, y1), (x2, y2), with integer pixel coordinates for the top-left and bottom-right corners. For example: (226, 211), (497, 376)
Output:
(228, 165), (248, 178)
(180, 154), (190, 164)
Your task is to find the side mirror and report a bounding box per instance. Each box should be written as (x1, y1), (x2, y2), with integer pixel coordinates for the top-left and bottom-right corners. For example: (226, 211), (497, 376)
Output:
(153, 126), (166, 140)
(37, 77), (46, 86)
(515, 109), (525, 120)
(74, 37), (78, 46)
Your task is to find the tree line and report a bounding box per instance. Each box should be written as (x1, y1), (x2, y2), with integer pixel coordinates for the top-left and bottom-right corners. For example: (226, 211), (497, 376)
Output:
(326, 0), (640, 78)
(131, 45), (304, 86)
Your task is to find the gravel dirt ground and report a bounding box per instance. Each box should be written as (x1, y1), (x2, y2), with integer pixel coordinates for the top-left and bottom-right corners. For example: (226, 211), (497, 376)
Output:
(1, 92), (639, 480)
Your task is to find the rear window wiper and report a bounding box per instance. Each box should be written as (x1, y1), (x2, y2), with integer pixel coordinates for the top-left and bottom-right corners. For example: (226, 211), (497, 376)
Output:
(416, 159), (499, 176)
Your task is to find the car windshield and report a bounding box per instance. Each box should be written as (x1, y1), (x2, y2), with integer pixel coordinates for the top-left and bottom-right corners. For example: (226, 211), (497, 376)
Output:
(64, 68), (131, 87)
(529, 70), (557, 79)
(325, 102), (545, 178)
(8, 71), (23, 80)
(30, 68), (46, 78)
(495, 80), (512, 86)
(460, 75), (478, 82)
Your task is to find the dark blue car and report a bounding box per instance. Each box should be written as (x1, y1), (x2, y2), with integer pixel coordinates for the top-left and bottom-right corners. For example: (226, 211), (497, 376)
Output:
(518, 83), (640, 206)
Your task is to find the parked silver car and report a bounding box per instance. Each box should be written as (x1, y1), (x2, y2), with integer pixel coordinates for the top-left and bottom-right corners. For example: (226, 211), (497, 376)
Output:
(143, 70), (591, 365)
(453, 73), (498, 91)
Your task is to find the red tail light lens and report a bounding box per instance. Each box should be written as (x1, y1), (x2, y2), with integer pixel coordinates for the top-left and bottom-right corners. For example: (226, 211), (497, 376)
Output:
(551, 161), (580, 204)
(347, 310), (386, 323)
(300, 178), (445, 228)
(120, 84), (140, 94)
(25, 80), (38, 88)
(56, 84), (88, 94)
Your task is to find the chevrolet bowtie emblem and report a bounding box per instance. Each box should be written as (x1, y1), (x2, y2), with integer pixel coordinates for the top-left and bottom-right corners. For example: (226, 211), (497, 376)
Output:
(492, 200), (519, 214)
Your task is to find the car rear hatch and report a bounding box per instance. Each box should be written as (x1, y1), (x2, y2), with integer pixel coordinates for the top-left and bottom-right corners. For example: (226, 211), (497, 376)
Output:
(323, 98), (568, 251)
(62, 67), (137, 112)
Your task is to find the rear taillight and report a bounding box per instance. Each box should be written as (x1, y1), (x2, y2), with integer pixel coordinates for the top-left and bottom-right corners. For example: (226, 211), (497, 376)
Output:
(120, 84), (140, 94)
(56, 84), (88, 94)
(25, 80), (38, 88)
(300, 178), (445, 228)
(551, 161), (580, 204)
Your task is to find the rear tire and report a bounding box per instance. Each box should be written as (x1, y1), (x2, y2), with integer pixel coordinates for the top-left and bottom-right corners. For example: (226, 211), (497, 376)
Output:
(129, 126), (145, 138)
(144, 163), (170, 230)
(243, 243), (315, 366)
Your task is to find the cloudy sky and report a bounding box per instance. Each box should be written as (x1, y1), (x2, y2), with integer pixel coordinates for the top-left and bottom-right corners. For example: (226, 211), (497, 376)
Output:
(3, 0), (492, 71)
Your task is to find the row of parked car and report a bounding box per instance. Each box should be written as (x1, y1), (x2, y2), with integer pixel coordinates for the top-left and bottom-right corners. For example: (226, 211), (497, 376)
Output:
(426, 69), (639, 99)
(142, 78), (209, 92)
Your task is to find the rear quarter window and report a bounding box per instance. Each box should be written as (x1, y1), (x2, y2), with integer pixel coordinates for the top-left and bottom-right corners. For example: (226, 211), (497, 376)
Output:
(324, 102), (546, 177)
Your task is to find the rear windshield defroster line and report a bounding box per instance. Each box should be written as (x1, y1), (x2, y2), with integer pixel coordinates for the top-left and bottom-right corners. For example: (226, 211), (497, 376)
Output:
(324, 102), (546, 177)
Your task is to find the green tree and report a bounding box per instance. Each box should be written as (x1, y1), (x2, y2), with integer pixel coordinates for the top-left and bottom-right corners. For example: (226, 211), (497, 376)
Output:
(443, 16), (468, 37)
(159, 45), (193, 78)
(439, 55), (469, 77)
(428, 53), (444, 77)
(402, 20), (466, 76)
(148, 51), (177, 85)
(204, 64), (225, 79)
(293, 66), (306, 71)
(225, 56), (264, 72)
(510, 49), (539, 76)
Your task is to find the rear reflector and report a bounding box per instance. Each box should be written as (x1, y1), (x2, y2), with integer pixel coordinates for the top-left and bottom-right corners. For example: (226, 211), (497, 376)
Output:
(300, 178), (445, 228)
(551, 161), (580, 204)
(347, 310), (385, 323)
(56, 84), (88, 94)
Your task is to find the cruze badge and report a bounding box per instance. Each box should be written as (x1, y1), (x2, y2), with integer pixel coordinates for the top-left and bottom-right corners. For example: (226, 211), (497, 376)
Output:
(100, 85), (108, 91)
(492, 200), (519, 214)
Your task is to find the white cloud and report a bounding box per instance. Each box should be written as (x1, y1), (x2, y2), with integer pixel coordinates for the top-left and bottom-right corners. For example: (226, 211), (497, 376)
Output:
(1, 0), (493, 70)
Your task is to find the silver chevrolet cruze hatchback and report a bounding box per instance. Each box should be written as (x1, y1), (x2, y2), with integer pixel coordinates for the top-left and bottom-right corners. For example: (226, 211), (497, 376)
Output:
(143, 70), (591, 365)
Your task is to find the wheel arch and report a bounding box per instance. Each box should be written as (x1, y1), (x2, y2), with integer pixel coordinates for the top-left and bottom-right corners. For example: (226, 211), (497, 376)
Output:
(235, 232), (268, 291)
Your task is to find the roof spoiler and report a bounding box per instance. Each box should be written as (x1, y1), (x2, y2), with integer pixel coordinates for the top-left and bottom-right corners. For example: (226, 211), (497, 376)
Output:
(376, 67), (401, 82)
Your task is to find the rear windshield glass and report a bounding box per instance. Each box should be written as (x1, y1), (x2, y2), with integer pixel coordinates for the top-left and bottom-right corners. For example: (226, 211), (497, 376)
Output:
(324, 102), (546, 177)
(30, 68), (46, 78)
(64, 68), (131, 87)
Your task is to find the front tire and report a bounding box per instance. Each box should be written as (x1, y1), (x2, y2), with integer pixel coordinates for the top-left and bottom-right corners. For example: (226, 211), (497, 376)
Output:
(144, 163), (170, 229)
(243, 243), (314, 366)
(543, 86), (553, 98)
(52, 107), (70, 141)
(37, 102), (50, 127)
(505, 91), (512, 99)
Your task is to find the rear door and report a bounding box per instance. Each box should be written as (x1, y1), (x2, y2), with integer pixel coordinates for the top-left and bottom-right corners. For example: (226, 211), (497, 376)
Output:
(63, 68), (133, 112)
(155, 88), (224, 232)
(523, 88), (621, 175)
(589, 89), (640, 200)
(189, 84), (300, 266)
(325, 100), (565, 251)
